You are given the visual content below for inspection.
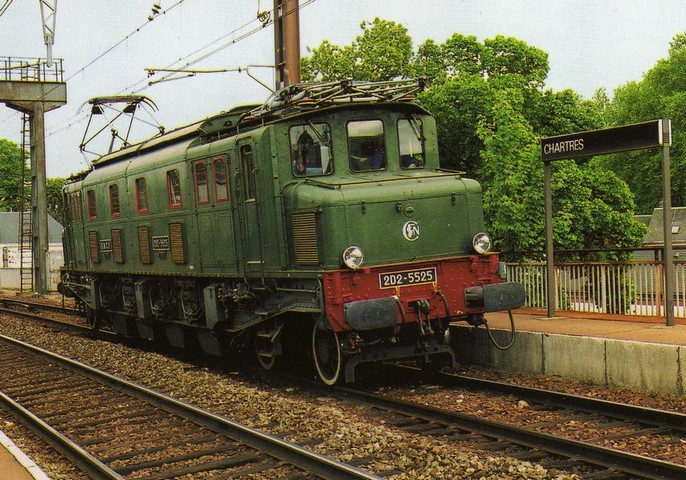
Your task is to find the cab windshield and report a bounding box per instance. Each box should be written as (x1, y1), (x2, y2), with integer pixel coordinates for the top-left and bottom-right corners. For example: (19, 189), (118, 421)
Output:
(348, 120), (386, 172)
(398, 118), (425, 169)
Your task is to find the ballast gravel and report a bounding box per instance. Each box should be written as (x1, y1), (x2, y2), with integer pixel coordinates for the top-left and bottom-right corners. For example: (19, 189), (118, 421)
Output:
(0, 312), (578, 479)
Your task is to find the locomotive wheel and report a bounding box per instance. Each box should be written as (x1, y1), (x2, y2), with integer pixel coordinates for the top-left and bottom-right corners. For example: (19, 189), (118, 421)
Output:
(312, 324), (342, 385)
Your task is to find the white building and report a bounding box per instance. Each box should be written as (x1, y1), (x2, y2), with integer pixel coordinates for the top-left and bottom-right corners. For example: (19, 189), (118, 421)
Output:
(0, 212), (63, 291)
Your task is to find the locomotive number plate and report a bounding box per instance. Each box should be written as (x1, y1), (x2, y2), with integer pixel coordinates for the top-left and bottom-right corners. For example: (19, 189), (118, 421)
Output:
(379, 267), (437, 289)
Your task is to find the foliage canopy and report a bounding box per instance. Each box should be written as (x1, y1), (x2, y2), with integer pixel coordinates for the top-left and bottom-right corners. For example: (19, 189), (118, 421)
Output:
(0, 139), (65, 224)
(601, 35), (686, 213)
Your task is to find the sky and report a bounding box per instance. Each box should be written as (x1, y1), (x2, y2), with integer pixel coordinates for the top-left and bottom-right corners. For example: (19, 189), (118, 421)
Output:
(0, 0), (685, 178)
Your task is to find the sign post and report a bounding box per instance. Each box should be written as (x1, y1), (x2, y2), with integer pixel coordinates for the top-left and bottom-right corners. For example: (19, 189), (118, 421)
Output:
(540, 119), (673, 325)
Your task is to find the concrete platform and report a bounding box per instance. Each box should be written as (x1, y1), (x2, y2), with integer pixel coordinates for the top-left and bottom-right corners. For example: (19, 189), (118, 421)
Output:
(0, 431), (49, 480)
(452, 309), (686, 395)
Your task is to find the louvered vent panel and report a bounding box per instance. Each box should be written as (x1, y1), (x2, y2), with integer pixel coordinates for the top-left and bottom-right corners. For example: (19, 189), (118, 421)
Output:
(138, 226), (152, 265)
(169, 222), (186, 264)
(111, 229), (124, 264)
(291, 212), (319, 266)
(88, 230), (99, 264)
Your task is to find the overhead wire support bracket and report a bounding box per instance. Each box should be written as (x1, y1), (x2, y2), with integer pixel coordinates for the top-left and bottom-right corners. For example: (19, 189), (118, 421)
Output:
(145, 64), (276, 92)
(39, 0), (57, 66)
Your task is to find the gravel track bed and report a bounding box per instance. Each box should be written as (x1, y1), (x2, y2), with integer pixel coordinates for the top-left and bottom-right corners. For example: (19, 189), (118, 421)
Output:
(381, 365), (686, 466)
(0, 406), (89, 479)
(0, 314), (577, 480)
(7, 298), (686, 478)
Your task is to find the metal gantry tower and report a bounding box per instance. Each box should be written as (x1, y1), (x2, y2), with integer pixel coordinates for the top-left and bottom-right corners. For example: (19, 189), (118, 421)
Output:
(0, 59), (67, 293)
(0, 1), (66, 293)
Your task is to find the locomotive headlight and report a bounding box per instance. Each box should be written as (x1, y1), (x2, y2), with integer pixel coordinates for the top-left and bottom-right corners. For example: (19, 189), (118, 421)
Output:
(342, 246), (364, 269)
(472, 233), (492, 255)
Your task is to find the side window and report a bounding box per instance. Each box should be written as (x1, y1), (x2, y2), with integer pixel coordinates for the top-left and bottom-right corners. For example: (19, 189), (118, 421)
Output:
(398, 118), (426, 169)
(213, 157), (229, 202)
(167, 169), (183, 208)
(135, 177), (149, 214)
(86, 189), (97, 220)
(109, 184), (120, 217)
(290, 123), (332, 177)
(240, 145), (256, 201)
(348, 120), (386, 172)
(194, 162), (210, 204)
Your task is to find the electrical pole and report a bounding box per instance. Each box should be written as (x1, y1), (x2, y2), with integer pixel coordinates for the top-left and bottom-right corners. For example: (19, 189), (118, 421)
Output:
(273, 0), (300, 90)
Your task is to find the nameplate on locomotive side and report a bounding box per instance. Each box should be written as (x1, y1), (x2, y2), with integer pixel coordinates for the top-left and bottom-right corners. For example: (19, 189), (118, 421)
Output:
(100, 239), (112, 252)
(152, 235), (171, 251)
(379, 267), (436, 289)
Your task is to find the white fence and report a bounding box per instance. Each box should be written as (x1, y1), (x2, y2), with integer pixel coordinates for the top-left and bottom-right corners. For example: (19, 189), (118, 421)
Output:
(506, 261), (686, 317)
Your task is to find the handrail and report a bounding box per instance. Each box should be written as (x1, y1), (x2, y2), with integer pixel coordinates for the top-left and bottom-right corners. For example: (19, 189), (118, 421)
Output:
(0, 56), (64, 82)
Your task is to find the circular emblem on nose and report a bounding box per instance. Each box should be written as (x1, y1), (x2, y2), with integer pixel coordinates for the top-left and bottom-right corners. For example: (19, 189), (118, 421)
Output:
(402, 220), (420, 241)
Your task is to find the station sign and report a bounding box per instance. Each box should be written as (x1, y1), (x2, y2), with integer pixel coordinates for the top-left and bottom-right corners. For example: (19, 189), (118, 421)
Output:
(541, 120), (671, 162)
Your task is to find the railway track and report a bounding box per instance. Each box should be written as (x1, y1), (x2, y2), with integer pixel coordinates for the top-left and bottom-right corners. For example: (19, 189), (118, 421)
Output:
(0, 333), (380, 480)
(0, 296), (81, 316)
(5, 297), (686, 478)
(332, 365), (686, 480)
(0, 297), (92, 332)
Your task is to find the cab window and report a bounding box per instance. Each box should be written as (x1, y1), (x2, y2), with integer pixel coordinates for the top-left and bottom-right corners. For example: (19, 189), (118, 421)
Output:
(348, 120), (386, 172)
(398, 118), (426, 169)
(290, 123), (332, 177)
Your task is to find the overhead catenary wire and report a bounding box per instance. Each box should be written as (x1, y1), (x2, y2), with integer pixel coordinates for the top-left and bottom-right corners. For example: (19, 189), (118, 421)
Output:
(0, 0), (187, 134)
(48, 0), (316, 139)
(4, 0), (317, 171)
(131, 0), (316, 93)
(0, 0), (13, 17)
(64, 0), (187, 84)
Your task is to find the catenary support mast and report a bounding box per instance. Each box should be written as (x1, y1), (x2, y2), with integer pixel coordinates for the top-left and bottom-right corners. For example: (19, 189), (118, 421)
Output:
(273, 0), (300, 89)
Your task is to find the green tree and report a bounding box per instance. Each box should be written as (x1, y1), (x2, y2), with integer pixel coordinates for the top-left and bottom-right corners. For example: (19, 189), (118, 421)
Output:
(478, 90), (646, 261)
(302, 18), (413, 82)
(0, 139), (26, 211)
(47, 177), (66, 225)
(419, 74), (494, 172)
(603, 31), (686, 212)
(482, 35), (549, 88)
(477, 89), (543, 257)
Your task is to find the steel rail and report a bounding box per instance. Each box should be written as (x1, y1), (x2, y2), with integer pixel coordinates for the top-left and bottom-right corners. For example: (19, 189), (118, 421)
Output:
(0, 297), (81, 316)
(334, 384), (686, 480)
(383, 364), (686, 432)
(438, 371), (686, 432)
(0, 334), (379, 480)
(0, 305), (115, 338)
(0, 390), (124, 479)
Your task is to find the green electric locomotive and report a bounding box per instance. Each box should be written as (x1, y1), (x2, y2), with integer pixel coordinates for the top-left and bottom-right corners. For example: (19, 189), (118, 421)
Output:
(60, 80), (525, 384)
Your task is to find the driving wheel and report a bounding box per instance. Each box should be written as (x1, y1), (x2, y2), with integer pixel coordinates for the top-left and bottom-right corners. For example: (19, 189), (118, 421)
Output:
(312, 324), (342, 385)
